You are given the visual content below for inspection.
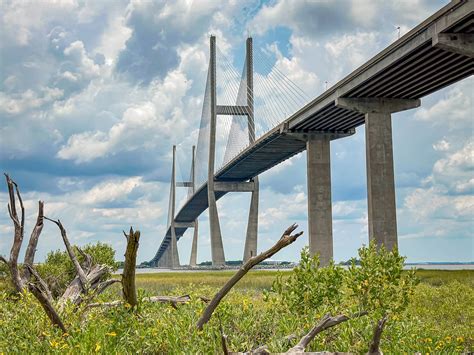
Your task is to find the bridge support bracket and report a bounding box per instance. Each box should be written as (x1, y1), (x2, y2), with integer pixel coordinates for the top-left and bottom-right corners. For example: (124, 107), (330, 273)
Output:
(432, 32), (474, 58)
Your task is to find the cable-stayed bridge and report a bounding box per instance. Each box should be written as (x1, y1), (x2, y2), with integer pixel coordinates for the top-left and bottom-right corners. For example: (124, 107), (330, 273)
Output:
(149, 0), (473, 268)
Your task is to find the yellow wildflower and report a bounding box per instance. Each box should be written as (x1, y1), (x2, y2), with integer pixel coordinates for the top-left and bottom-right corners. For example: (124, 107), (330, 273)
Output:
(106, 332), (117, 337)
(456, 336), (464, 343)
(95, 343), (101, 352)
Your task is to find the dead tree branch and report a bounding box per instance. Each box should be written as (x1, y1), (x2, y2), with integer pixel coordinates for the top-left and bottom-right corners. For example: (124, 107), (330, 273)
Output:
(196, 224), (303, 330)
(87, 294), (191, 309)
(44, 217), (88, 290)
(122, 227), (140, 307)
(287, 311), (368, 353)
(368, 315), (388, 354)
(26, 264), (66, 332)
(23, 201), (44, 280)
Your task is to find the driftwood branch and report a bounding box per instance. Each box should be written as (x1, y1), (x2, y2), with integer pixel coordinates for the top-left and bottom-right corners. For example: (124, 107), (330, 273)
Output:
(122, 227), (140, 307)
(87, 295), (191, 309)
(219, 317), (229, 355)
(44, 217), (89, 291)
(23, 201), (44, 280)
(26, 265), (66, 332)
(196, 224), (303, 330)
(368, 315), (388, 354)
(287, 311), (368, 353)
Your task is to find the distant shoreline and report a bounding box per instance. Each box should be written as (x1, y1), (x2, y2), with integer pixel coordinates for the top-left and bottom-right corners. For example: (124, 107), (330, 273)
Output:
(116, 263), (474, 274)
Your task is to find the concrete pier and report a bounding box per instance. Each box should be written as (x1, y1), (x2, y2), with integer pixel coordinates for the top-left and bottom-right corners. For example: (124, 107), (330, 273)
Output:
(336, 97), (420, 250)
(306, 134), (333, 266)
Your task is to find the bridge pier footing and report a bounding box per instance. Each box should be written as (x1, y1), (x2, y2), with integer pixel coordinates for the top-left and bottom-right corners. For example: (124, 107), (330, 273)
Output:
(336, 97), (420, 250)
(306, 135), (333, 266)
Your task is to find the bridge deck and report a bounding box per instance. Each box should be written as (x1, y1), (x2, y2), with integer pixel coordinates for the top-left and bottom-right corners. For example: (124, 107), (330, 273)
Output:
(151, 0), (473, 263)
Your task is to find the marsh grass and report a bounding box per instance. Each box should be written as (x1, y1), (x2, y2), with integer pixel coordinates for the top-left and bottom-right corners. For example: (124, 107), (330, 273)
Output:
(0, 269), (472, 353)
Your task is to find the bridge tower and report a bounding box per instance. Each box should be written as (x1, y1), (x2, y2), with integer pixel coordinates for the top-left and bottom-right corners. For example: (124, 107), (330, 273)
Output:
(207, 36), (260, 265)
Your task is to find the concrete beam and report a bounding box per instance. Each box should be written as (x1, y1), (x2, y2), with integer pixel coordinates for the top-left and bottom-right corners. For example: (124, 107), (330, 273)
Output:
(336, 97), (420, 114)
(306, 135), (333, 266)
(214, 181), (256, 192)
(432, 32), (474, 58)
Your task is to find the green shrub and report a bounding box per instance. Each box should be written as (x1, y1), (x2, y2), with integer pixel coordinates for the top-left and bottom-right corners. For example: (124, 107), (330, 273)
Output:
(37, 242), (117, 297)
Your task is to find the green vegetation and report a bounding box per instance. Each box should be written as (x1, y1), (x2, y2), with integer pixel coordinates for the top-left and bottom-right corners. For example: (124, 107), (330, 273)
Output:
(35, 242), (118, 297)
(0, 244), (472, 353)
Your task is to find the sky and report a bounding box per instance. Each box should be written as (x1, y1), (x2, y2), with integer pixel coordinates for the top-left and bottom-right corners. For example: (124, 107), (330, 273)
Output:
(0, 0), (472, 264)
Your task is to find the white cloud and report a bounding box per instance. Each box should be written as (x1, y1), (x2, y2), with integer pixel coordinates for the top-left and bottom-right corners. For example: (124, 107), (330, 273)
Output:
(57, 70), (192, 163)
(415, 78), (473, 128)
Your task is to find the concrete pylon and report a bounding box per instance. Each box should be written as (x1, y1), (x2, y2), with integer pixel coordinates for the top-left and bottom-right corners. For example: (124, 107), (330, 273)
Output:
(169, 145), (180, 268)
(336, 97), (420, 250)
(189, 145), (199, 267)
(243, 37), (259, 262)
(208, 35), (226, 266)
(306, 134), (333, 266)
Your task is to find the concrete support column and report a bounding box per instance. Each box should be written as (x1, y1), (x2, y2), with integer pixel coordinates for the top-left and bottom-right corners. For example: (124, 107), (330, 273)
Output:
(208, 35), (226, 266)
(336, 97), (420, 250)
(306, 135), (333, 266)
(365, 112), (397, 250)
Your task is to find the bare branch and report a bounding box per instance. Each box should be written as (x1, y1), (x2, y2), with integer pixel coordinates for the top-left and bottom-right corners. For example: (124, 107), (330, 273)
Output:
(23, 201), (44, 280)
(26, 264), (66, 332)
(87, 294), (191, 309)
(45, 216), (88, 290)
(76, 247), (92, 272)
(368, 315), (388, 354)
(94, 279), (121, 296)
(0, 255), (8, 265)
(12, 180), (25, 237)
(197, 224), (303, 330)
(288, 311), (368, 353)
(25, 264), (53, 303)
(218, 317), (229, 355)
(28, 283), (67, 333)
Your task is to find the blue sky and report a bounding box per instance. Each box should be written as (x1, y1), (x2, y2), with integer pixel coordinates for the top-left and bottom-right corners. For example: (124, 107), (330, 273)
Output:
(0, 0), (472, 263)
